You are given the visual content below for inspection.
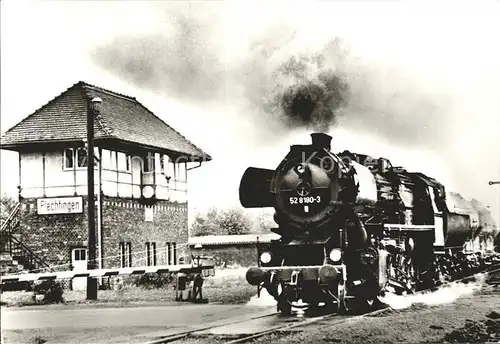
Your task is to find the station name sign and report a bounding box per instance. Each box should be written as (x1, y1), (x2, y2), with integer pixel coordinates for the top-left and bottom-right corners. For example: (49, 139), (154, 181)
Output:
(37, 197), (84, 215)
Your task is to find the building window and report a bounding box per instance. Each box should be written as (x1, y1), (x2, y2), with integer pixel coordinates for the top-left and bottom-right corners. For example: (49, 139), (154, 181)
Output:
(63, 148), (88, 170)
(120, 241), (132, 268)
(177, 162), (186, 182)
(143, 153), (155, 173)
(117, 152), (131, 172)
(110, 151), (117, 170)
(102, 150), (117, 170)
(145, 242), (157, 266)
(166, 243), (171, 265)
(153, 242), (157, 266)
(160, 155), (165, 174)
(64, 149), (74, 169)
(76, 148), (88, 168)
(166, 242), (177, 265)
(120, 242), (125, 267)
(76, 148), (88, 167)
(164, 160), (187, 190)
(167, 157), (175, 179)
(146, 242), (151, 266)
(102, 149), (110, 169)
(74, 248), (86, 261)
(173, 242), (177, 265)
(126, 154), (131, 171)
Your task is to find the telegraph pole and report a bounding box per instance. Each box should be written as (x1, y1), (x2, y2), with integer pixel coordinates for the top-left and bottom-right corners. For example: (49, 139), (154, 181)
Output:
(489, 180), (500, 233)
(87, 95), (102, 300)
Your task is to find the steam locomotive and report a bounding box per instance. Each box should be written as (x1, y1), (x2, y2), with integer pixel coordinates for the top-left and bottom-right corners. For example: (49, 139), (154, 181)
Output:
(240, 133), (499, 314)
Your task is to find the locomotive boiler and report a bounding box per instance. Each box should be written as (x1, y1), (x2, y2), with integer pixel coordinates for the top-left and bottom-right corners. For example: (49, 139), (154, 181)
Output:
(240, 133), (498, 314)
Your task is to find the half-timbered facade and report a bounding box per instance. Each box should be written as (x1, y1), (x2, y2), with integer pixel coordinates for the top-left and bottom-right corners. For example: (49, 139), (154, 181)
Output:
(0, 81), (211, 284)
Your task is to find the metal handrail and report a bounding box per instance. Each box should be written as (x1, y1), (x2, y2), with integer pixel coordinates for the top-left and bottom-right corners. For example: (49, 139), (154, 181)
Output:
(1, 202), (53, 273)
(0, 203), (20, 233)
(9, 235), (52, 271)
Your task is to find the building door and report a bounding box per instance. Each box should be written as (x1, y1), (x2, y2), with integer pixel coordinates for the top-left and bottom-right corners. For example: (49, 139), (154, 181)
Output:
(71, 248), (88, 291)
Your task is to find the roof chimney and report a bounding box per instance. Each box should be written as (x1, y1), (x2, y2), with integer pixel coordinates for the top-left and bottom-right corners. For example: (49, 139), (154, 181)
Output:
(311, 133), (332, 151)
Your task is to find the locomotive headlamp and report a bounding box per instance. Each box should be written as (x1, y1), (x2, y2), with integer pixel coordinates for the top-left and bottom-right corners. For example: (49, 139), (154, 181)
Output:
(246, 267), (266, 286)
(329, 249), (342, 262)
(260, 252), (272, 264)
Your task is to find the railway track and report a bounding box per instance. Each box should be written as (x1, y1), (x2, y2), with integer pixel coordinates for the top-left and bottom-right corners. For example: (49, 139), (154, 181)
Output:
(142, 264), (500, 344)
(223, 306), (391, 344)
(140, 311), (280, 344)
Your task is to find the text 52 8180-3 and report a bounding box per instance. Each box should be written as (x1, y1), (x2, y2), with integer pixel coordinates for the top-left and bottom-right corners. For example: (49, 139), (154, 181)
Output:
(289, 196), (322, 205)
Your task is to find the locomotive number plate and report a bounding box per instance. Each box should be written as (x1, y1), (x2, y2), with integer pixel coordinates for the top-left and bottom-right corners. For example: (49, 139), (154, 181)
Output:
(289, 196), (322, 204)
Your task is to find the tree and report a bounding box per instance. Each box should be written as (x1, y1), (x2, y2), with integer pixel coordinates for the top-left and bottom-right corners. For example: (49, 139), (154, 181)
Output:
(1, 193), (17, 227)
(252, 209), (275, 233)
(191, 207), (224, 236)
(218, 207), (252, 235)
(191, 207), (252, 236)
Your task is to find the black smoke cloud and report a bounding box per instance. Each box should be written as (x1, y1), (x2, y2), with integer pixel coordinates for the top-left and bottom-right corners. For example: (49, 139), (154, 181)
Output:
(278, 74), (348, 132)
(234, 36), (353, 135)
(261, 54), (349, 133)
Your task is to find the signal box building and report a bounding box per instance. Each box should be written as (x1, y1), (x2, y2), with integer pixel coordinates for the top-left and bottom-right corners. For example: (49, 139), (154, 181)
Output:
(0, 81), (211, 277)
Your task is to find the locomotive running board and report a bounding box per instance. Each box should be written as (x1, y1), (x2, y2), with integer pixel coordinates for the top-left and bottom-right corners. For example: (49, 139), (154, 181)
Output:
(384, 224), (435, 232)
(258, 265), (326, 270)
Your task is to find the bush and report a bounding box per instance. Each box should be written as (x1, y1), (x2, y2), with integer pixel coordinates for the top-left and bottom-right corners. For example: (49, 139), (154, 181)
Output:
(196, 247), (258, 268)
(191, 207), (252, 236)
(133, 273), (174, 289)
(1, 281), (33, 292)
(33, 280), (64, 304)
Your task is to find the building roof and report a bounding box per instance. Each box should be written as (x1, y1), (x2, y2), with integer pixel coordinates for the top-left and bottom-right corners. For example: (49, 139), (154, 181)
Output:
(188, 233), (281, 246)
(0, 81), (211, 161)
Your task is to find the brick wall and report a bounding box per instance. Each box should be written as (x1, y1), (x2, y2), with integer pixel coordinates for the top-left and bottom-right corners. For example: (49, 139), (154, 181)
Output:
(19, 198), (88, 270)
(101, 197), (188, 268)
(18, 196), (189, 271)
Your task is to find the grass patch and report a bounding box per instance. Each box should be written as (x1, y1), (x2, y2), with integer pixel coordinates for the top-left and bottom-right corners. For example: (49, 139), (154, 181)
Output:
(202, 267), (257, 304)
(0, 268), (256, 307)
(1, 291), (38, 307)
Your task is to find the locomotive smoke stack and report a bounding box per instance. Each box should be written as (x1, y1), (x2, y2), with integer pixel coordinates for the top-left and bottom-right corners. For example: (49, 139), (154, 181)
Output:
(311, 132), (332, 151)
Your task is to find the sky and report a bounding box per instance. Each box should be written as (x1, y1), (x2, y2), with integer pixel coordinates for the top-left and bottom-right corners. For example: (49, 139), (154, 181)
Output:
(1, 0), (500, 228)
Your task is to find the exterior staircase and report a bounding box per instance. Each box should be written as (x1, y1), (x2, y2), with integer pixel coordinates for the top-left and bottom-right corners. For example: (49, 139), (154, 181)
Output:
(1, 203), (51, 275)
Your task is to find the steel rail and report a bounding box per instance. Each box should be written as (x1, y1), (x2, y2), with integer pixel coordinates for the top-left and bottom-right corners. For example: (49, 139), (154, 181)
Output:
(140, 312), (279, 344)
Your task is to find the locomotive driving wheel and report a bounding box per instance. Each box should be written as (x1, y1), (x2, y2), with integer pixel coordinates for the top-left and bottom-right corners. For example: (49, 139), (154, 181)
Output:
(339, 284), (378, 314)
(277, 299), (292, 316)
(389, 253), (416, 294)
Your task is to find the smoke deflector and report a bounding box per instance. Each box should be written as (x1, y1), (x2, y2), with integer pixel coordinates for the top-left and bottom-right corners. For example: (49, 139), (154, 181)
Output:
(239, 167), (274, 208)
